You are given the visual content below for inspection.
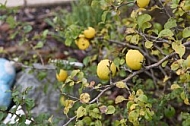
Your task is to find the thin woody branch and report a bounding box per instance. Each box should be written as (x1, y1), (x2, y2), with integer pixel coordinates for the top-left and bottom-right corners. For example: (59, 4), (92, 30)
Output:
(118, 52), (177, 84)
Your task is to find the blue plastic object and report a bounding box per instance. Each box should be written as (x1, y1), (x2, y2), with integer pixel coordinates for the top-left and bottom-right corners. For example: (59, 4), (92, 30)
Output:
(0, 58), (16, 108)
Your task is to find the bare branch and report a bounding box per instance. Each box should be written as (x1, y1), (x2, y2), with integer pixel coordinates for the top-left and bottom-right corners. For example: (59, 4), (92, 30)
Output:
(158, 0), (171, 18)
(61, 92), (79, 101)
(103, 38), (158, 63)
(63, 116), (76, 126)
(116, 52), (177, 84)
(138, 31), (171, 44)
(89, 86), (112, 104)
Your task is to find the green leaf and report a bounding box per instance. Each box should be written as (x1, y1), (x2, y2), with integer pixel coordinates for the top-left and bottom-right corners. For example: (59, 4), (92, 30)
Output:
(172, 41), (185, 58)
(180, 91), (186, 100)
(76, 120), (84, 125)
(6, 16), (16, 28)
(119, 69), (127, 77)
(170, 60), (180, 71)
(82, 117), (92, 125)
(120, 119), (127, 124)
(116, 81), (126, 88)
(128, 110), (139, 123)
(144, 109), (154, 121)
(42, 29), (49, 37)
(182, 27), (190, 38)
(158, 29), (174, 38)
(162, 61), (168, 68)
(23, 25), (32, 33)
(125, 35), (132, 41)
(130, 34), (140, 45)
(93, 108), (100, 113)
(136, 89), (144, 96)
(106, 105), (115, 114)
(65, 38), (73, 46)
(113, 57), (120, 67)
(89, 109), (101, 119)
(34, 41), (44, 49)
(37, 71), (47, 80)
(91, 0), (100, 8)
(127, 101), (134, 110)
(83, 56), (91, 66)
(180, 112), (190, 120)
(78, 71), (84, 81)
(164, 18), (177, 29)
(182, 118), (190, 126)
(70, 69), (80, 78)
(151, 50), (160, 56)
(163, 75), (170, 82)
(164, 106), (175, 118)
(25, 98), (35, 111)
(113, 120), (121, 126)
(0, 111), (6, 121)
(115, 95), (126, 104)
(64, 25), (81, 46)
(184, 98), (190, 105)
(102, 11), (109, 22)
(120, 58), (126, 65)
(95, 120), (102, 126)
(76, 106), (87, 119)
(18, 115), (26, 123)
(172, 0), (181, 4)
(145, 41), (153, 49)
(137, 14), (151, 29)
(153, 22), (163, 34)
(137, 94), (148, 103)
(141, 22), (152, 32)
(10, 30), (18, 40)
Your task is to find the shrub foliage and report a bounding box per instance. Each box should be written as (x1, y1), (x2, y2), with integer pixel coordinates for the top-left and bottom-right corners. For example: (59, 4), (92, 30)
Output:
(0, 0), (190, 125)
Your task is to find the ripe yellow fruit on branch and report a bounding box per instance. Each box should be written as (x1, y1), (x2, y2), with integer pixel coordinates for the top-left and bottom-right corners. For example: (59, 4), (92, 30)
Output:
(126, 50), (144, 70)
(83, 27), (96, 39)
(97, 59), (116, 80)
(56, 69), (68, 82)
(75, 37), (90, 50)
(137, 0), (150, 8)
